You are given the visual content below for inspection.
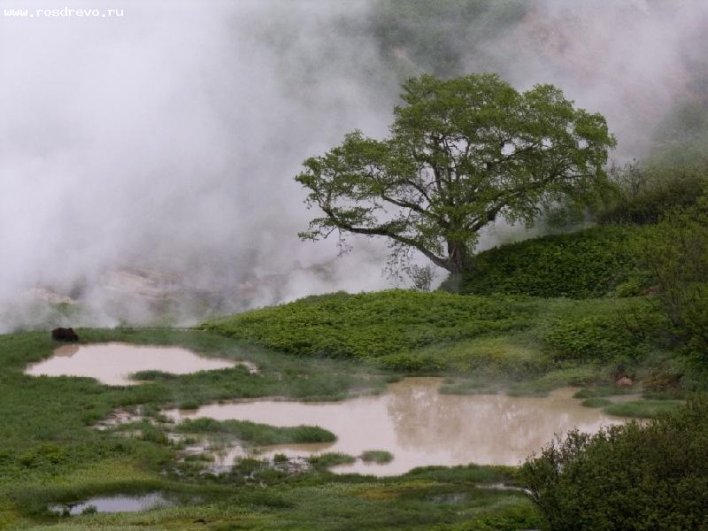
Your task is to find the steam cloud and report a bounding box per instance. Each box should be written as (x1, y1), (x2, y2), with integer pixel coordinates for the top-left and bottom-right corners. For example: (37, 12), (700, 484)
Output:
(0, 0), (705, 330)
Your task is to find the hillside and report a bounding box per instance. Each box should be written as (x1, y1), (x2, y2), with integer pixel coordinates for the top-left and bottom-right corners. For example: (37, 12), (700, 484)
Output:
(443, 225), (646, 298)
(1, 221), (704, 529)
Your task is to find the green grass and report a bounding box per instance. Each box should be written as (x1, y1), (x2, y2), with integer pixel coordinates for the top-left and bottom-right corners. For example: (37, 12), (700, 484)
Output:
(204, 291), (676, 397)
(175, 418), (336, 445)
(0, 328), (544, 530)
(603, 400), (685, 418)
(361, 450), (394, 464)
(582, 397), (613, 408)
(308, 453), (357, 469)
(202, 290), (534, 361)
(573, 386), (639, 399)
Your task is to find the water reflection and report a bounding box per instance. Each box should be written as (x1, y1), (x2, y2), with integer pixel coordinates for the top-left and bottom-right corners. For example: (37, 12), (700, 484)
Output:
(166, 377), (626, 475)
(25, 343), (237, 386)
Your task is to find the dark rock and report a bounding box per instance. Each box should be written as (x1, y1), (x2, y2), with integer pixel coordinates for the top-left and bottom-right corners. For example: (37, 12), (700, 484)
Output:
(51, 327), (79, 342)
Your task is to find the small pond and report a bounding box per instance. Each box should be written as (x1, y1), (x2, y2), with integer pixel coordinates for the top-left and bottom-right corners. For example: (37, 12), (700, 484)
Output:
(25, 343), (243, 386)
(165, 377), (626, 476)
(49, 492), (173, 515)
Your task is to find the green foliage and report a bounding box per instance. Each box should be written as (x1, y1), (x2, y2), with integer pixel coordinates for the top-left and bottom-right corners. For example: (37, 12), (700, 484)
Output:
(581, 397), (612, 408)
(538, 297), (669, 363)
(204, 290), (532, 361)
(308, 453), (357, 469)
(139, 424), (169, 445)
(176, 418), (336, 445)
(131, 370), (179, 381)
(205, 290), (676, 383)
(361, 450), (394, 464)
(413, 335), (547, 380)
(296, 73), (616, 274)
(446, 226), (645, 298)
(599, 162), (708, 225)
(634, 198), (708, 355)
(573, 386), (637, 399)
(403, 463), (518, 484)
(521, 398), (708, 530)
(603, 400), (684, 419)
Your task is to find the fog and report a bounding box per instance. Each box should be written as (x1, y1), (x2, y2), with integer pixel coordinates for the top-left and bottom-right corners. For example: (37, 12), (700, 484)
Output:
(0, 0), (705, 330)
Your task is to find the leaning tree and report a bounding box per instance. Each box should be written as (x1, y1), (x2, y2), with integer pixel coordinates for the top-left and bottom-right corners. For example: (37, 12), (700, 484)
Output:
(296, 74), (616, 275)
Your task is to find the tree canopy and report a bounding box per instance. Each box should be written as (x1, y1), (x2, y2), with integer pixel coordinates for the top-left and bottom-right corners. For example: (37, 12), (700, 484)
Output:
(296, 74), (616, 274)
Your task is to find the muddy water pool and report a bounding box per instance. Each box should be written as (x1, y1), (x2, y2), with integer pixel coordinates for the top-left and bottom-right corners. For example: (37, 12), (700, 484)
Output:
(25, 343), (242, 385)
(49, 492), (173, 515)
(166, 377), (626, 476)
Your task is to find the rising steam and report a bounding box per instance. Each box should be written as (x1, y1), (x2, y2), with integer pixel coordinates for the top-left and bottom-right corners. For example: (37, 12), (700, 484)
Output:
(0, 0), (705, 330)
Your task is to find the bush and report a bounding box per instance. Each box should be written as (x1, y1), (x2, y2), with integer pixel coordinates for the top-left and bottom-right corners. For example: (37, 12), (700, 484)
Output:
(599, 163), (707, 225)
(444, 226), (644, 298)
(539, 298), (668, 363)
(635, 196), (708, 355)
(520, 397), (708, 530)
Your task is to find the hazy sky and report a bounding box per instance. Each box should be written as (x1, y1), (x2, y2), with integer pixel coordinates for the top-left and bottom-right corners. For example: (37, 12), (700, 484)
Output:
(0, 0), (705, 330)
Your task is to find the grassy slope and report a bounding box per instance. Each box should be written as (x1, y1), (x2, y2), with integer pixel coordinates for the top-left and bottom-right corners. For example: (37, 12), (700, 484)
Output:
(444, 225), (648, 298)
(203, 290), (676, 393)
(204, 224), (702, 399)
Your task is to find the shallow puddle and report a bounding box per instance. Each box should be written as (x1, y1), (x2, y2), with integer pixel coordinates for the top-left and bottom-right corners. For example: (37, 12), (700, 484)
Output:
(26, 343), (240, 386)
(165, 377), (626, 476)
(49, 492), (173, 515)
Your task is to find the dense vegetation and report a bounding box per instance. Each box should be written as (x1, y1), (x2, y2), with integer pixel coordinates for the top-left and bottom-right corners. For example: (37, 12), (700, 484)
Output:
(444, 225), (645, 298)
(205, 290), (533, 362)
(205, 291), (670, 378)
(521, 398), (708, 530)
(599, 165), (707, 225)
(635, 197), (708, 357)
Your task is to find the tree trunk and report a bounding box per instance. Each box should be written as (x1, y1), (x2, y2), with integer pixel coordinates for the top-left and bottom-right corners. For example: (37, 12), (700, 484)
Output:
(447, 241), (473, 275)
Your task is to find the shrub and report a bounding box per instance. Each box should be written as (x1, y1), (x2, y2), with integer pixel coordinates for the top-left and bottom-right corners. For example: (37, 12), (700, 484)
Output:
(634, 197), (708, 356)
(539, 298), (668, 363)
(444, 226), (644, 298)
(599, 163), (707, 225)
(520, 397), (708, 530)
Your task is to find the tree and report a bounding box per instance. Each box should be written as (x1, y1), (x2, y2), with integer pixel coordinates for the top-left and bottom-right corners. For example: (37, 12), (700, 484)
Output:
(296, 74), (616, 275)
